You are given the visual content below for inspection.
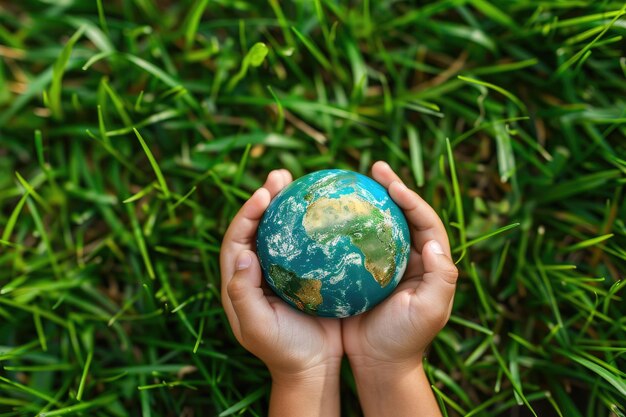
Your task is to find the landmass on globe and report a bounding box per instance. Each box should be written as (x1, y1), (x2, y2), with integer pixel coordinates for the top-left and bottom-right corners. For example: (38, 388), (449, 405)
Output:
(303, 195), (397, 287)
(269, 264), (323, 314)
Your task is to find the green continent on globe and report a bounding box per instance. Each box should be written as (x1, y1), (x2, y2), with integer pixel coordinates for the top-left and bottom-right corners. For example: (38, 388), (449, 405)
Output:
(302, 194), (397, 287)
(269, 264), (323, 313)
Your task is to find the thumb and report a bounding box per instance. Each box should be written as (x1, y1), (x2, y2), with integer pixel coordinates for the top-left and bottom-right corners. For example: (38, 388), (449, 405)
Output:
(227, 250), (274, 331)
(419, 240), (458, 311)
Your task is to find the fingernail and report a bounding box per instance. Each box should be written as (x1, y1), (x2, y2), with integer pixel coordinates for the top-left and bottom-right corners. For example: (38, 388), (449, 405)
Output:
(236, 252), (252, 270)
(429, 240), (445, 255)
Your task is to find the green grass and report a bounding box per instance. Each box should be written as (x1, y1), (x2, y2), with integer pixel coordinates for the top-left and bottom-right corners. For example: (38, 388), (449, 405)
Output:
(0, 1), (625, 416)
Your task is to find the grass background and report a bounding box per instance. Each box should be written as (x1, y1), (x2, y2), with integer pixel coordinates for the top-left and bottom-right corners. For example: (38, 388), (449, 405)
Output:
(1, 0), (625, 416)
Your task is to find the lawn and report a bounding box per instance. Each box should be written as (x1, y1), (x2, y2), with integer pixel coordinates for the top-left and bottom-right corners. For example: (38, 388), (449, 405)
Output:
(0, 0), (625, 416)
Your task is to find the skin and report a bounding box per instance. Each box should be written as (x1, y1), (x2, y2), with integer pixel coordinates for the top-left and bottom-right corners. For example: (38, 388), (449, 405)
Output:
(220, 162), (458, 416)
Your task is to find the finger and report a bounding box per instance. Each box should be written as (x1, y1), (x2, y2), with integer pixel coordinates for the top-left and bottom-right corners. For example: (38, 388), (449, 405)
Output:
(263, 169), (292, 199)
(388, 180), (451, 257)
(372, 162), (450, 255)
(222, 187), (272, 248)
(279, 169), (293, 187)
(415, 240), (458, 318)
(226, 250), (275, 338)
(220, 187), (271, 323)
(222, 169), (293, 252)
(371, 160), (402, 188)
(387, 180), (450, 252)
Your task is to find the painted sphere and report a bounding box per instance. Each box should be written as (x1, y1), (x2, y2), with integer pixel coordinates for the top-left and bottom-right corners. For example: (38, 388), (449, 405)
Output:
(256, 169), (410, 317)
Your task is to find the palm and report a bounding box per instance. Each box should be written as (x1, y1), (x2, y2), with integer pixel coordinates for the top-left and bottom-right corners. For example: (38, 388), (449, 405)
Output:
(343, 251), (434, 362)
(267, 294), (343, 368)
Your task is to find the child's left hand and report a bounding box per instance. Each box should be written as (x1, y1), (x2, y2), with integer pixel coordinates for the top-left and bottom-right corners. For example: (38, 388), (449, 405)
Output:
(220, 169), (343, 415)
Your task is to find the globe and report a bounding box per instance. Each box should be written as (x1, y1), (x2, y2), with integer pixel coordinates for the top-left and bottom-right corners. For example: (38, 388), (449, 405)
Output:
(256, 169), (411, 318)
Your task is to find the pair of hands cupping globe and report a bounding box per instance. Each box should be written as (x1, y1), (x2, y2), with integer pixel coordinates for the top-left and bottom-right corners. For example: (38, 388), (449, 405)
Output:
(256, 169), (411, 318)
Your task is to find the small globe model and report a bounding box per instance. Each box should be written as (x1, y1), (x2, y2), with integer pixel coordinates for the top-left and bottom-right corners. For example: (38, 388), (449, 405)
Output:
(256, 169), (410, 318)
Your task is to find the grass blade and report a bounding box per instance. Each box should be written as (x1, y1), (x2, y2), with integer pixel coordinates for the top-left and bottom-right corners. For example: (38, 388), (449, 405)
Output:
(227, 42), (269, 91)
(33, 308), (47, 352)
(39, 394), (117, 416)
(453, 223), (520, 252)
(291, 27), (331, 70)
(2, 193), (29, 243)
(554, 7), (626, 77)
(133, 128), (170, 199)
(561, 234), (613, 253)
(48, 26), (85, 119)
(184, 0), (210, 49)
(407, 124), (424, 187)
(126, 202), (155, 279)
(15, 171), (51, 212)
(567, 353), (626, 396)
(446, 138), (467, 263)
(218, 387), (265, 417)
(458, 75), (526, 112)
(25, 197), (60, 277)
(76, 349), (93, 401)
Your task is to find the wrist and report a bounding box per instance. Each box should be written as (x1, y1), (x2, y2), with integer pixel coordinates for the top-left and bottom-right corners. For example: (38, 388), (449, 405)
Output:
(269, 357), (342, 388)
(348, 354), (424, 381)
(348, 357), (441, 417)
(268, 358), (341, 417)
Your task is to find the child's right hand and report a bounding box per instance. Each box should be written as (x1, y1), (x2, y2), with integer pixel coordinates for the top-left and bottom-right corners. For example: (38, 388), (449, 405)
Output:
(342, 161), (458, 416)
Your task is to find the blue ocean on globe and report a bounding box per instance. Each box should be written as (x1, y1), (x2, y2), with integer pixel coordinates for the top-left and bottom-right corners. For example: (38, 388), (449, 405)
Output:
(256, 169), (410, 318)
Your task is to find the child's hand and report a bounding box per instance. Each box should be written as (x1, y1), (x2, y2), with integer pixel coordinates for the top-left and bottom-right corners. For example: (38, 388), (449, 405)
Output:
(342, 161), (457, 417)
(220, 170), (342, 416)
